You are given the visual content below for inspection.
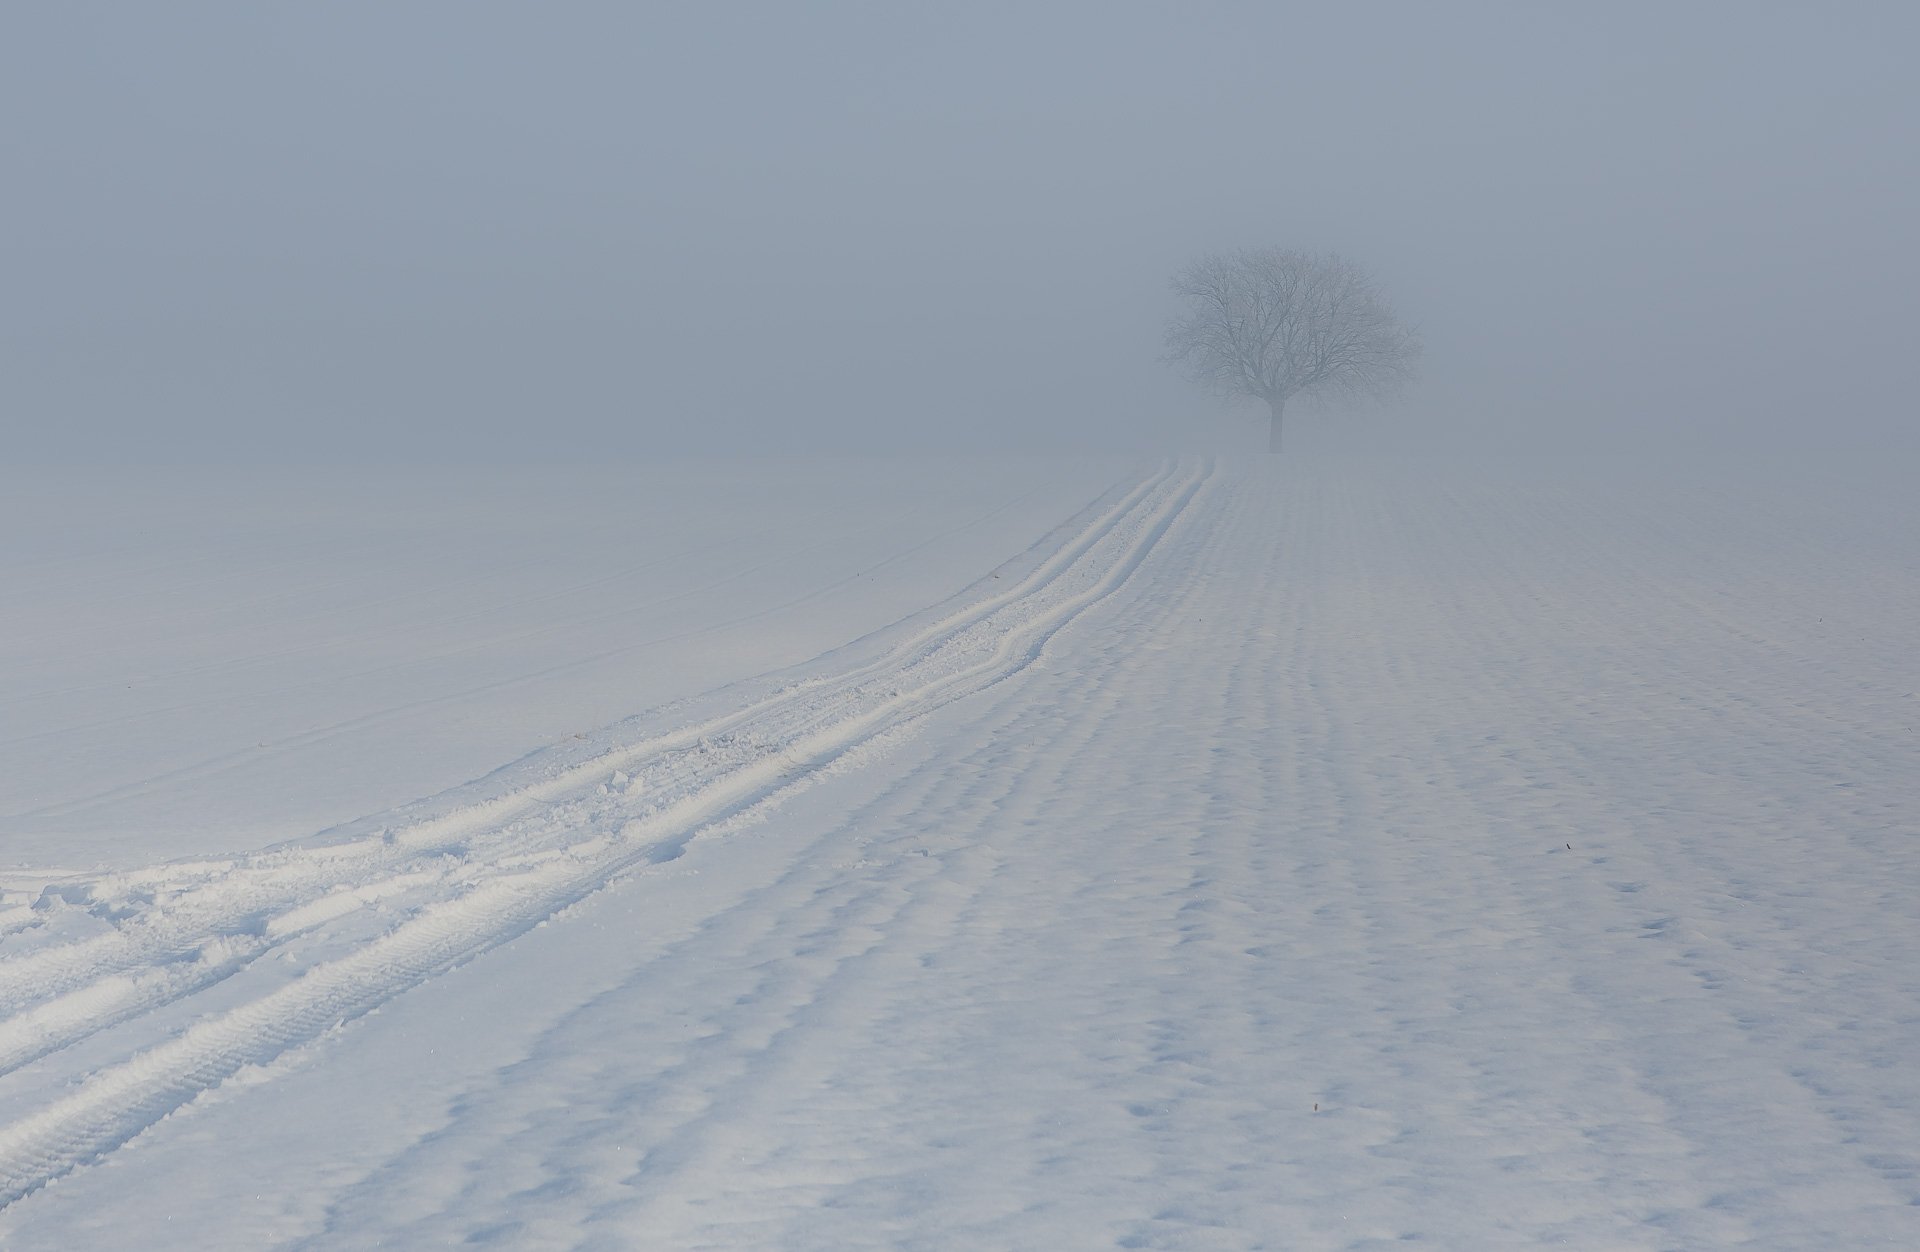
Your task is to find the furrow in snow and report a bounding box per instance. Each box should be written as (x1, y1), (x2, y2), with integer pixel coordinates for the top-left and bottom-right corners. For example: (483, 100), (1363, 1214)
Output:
(0, 461), (1211, 1209)
(0, 466), (1180, 1060)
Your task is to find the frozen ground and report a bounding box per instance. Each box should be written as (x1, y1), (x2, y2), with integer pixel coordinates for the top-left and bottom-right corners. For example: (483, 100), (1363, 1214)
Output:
(1, 455), (1917, 1248)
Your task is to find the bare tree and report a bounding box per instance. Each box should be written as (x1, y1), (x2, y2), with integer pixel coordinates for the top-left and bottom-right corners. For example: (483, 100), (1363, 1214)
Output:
(1166, 248), (1420, 454)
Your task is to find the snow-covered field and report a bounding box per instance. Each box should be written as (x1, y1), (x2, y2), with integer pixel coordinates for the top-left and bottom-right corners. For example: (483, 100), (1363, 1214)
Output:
(0, 458), (1122, 866)
(1, 455), (1916, 1248)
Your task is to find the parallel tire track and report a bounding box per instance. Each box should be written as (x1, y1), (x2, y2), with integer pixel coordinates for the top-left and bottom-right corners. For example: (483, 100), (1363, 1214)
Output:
(0, 460), (1212, 1210)
(0, 466), (1181, 1047)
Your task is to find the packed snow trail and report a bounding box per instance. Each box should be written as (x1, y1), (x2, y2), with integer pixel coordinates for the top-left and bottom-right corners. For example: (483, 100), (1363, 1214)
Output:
(0, 458), (1124, 865)
(3, 458), (1918, 1248)
(0, 464), (1205, 1210)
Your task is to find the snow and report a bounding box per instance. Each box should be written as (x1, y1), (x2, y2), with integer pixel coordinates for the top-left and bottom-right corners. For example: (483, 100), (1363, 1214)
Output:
(1, 455), (1917, 1248)
(0, 457), (1122, 865)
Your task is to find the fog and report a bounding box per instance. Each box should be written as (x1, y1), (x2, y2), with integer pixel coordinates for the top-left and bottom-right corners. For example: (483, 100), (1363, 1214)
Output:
(6, 2), (1915, 463)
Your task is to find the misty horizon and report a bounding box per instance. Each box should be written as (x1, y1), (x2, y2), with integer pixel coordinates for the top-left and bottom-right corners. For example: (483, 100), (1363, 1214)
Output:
(6, 3), (1916, 463)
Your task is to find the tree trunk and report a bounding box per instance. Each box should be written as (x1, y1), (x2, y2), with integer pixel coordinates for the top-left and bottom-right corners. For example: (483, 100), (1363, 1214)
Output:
(1267, 396), (1286, 455)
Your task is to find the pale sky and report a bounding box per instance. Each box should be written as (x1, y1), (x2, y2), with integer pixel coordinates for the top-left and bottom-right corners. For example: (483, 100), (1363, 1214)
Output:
(5, 2), (1915, 461)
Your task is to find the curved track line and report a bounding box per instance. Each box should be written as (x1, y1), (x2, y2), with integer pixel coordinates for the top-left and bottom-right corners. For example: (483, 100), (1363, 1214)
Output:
(0, 468), (1170, 999)
(0, 461), (1212, 1209)
(0, 465), (1177, 1031)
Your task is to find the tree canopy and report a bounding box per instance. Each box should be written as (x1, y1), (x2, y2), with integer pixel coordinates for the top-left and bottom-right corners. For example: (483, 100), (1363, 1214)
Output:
(1167, 249), (1419, 452)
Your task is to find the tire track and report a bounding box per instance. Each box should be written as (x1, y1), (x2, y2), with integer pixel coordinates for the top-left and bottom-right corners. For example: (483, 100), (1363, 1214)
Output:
(0, 460), (1211, 1209)
(0, 466), (1176, 1028)
(0, 463), (1171, 995)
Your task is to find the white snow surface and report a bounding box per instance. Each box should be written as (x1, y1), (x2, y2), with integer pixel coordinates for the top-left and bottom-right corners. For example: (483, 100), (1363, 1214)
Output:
(0, 457), (1122, 866)
(1, 455), (1917, 1249)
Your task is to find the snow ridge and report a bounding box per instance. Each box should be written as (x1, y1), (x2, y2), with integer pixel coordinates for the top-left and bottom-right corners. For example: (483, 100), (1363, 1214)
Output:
(0, 460), (1210, 1210)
